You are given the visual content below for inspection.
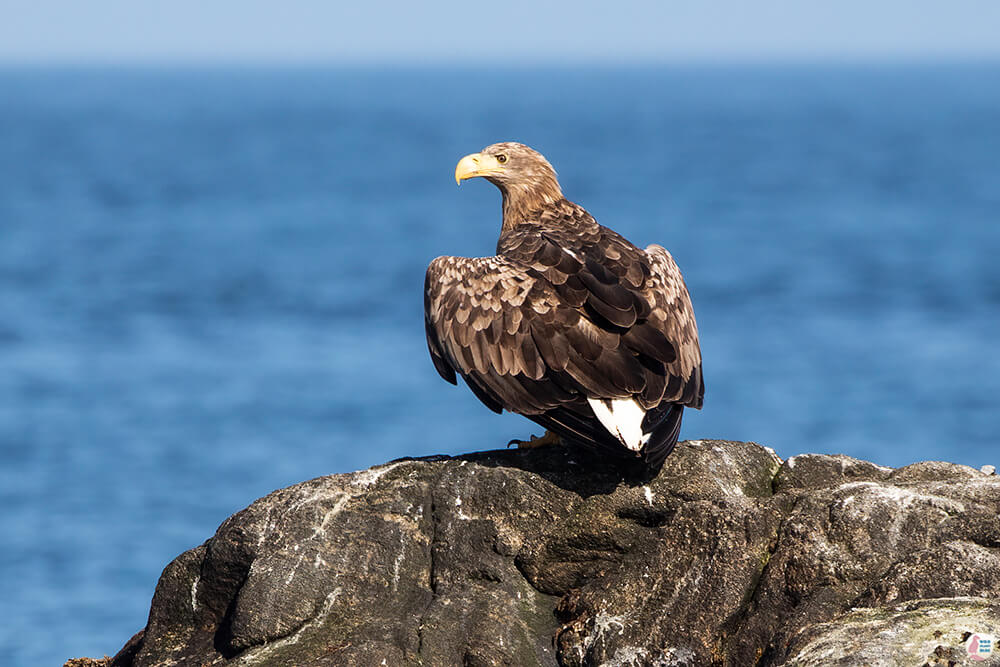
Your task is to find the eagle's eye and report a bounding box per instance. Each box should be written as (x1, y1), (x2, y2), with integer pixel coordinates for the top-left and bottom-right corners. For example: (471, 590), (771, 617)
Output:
(496, 154), (508, 164)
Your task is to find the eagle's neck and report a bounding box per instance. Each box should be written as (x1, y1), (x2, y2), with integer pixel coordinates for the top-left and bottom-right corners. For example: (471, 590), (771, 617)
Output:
(498, 180), (563, 232)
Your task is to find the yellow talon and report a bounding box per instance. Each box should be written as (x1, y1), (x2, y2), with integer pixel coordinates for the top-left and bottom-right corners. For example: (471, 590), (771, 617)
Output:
(508, 430), (562, 449)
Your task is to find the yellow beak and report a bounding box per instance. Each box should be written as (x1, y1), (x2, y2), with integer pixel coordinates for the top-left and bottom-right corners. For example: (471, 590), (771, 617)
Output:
(455, 152), (504, 185)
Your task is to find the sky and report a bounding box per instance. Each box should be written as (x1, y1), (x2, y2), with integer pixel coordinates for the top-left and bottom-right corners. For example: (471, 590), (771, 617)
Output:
(2, 0), (999, 65)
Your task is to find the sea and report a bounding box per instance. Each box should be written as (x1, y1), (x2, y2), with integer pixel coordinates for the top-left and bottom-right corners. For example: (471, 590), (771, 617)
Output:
(0, 64), (998, 665)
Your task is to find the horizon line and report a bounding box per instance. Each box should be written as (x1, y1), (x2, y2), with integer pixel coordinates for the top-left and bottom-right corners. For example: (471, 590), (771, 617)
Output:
(2, 54), (999, 69)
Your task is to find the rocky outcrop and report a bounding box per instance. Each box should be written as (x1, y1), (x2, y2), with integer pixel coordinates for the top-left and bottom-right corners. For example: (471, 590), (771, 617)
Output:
(69, 441), (1000, 666)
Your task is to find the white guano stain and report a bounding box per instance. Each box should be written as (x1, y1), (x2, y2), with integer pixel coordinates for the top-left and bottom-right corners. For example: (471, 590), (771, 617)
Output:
(707, 446), (746, 496)
(352, 462), (404, 488)
(604, 646), (649, 667)
(658, 647), (699, 666)
(834, 481), (966, 548)
(835, 481), (966, 514)
(582, 610), (627, 651)
(233, 588), (343, 666)
(391, 551), (404, 591)
(256, 506), (274, 548)
(307, 493), (351, 540)
(286, 553), (306, 584)
(455, 496), (471, 520)
(190, 575), (200, 612)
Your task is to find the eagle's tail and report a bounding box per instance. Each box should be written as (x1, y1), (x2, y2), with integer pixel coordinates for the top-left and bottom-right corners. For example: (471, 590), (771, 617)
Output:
(530, 401), (684, 470)
(641, 404), (684, 469)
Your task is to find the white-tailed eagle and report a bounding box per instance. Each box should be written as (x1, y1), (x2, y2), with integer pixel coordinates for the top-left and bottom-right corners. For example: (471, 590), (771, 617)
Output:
(424, 142), (703, 467)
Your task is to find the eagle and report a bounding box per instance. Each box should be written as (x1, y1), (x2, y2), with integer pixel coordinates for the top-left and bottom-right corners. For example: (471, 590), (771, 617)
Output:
(424, 142), (703, 467)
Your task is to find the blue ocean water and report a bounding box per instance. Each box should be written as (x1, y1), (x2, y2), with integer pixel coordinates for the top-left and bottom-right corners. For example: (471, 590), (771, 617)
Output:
(0, 65), (998, 664)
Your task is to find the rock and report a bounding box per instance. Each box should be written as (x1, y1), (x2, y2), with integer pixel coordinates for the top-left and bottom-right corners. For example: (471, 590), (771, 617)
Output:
(68, 441), (1000, 667)
(783, 598), (1000, 666)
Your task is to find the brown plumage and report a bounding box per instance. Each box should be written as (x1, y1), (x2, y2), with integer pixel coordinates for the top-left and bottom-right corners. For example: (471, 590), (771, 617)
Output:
(425, 142), (704, 467)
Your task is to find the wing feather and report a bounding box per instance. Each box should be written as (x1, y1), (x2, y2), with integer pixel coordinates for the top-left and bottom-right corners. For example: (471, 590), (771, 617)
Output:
(578, 270), (635, 311)
(529, 322), (569, 371)
(584, 294), (637, 328)
(643, 244), (704, 408)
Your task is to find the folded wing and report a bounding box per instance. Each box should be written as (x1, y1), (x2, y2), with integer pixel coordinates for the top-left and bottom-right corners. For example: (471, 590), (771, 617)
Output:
(424, 226), (702, 460)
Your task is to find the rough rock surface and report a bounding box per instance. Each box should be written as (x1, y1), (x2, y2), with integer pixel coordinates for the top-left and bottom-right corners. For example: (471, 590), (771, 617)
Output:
(69, 441), (1000, 667)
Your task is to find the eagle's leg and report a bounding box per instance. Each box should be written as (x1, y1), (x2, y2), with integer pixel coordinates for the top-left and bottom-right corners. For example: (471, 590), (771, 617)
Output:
(508, 430), (562, 449)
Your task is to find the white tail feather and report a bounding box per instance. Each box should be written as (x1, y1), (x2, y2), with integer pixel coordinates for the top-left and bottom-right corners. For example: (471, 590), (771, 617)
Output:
(587, 398), (648, 452)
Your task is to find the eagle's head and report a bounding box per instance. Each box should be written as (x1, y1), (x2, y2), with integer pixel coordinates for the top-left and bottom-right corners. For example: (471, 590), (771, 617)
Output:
(455, 142), (563, 229)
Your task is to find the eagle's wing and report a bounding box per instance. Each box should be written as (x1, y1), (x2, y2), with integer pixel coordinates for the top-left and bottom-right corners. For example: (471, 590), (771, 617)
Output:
(426, 237), (699, 401)
(425, 253), (640, 418)
(644, 243), (704, 409)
